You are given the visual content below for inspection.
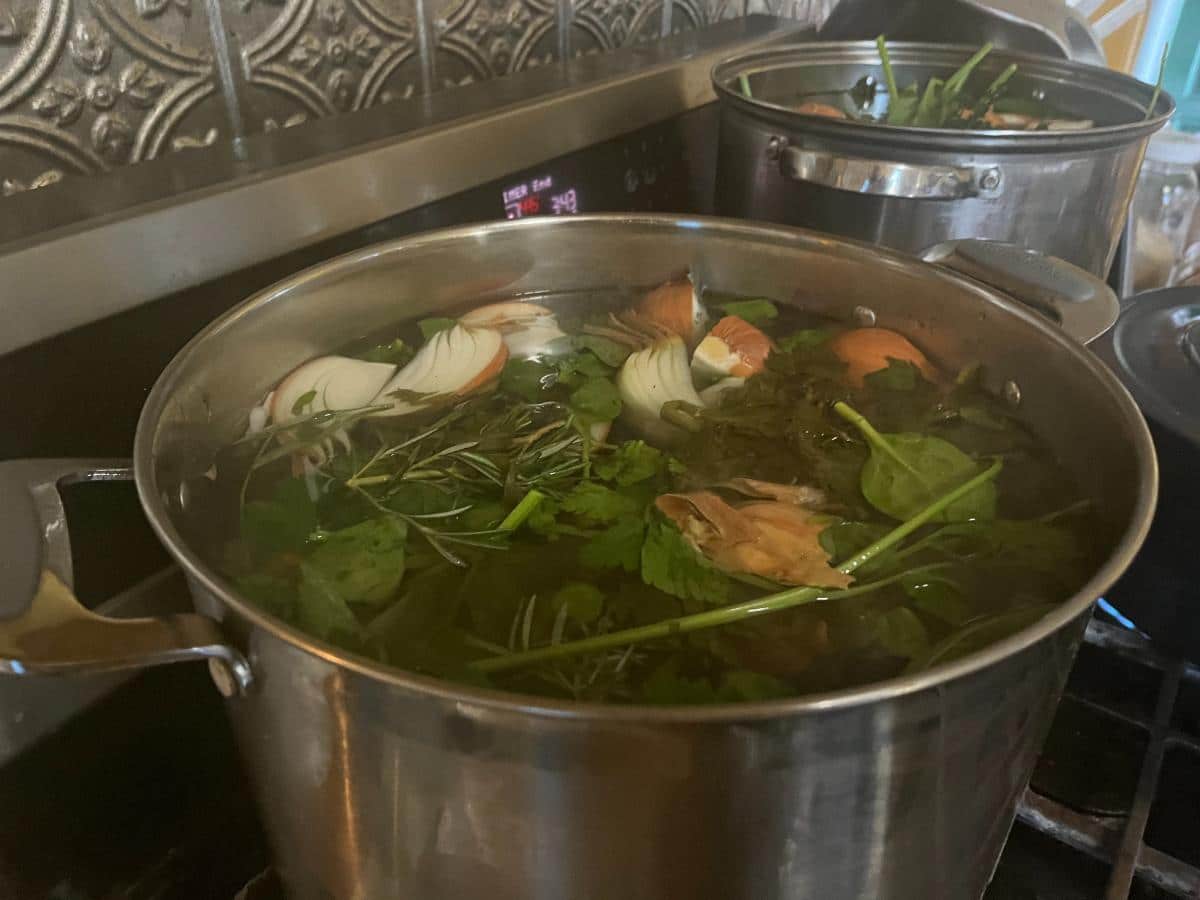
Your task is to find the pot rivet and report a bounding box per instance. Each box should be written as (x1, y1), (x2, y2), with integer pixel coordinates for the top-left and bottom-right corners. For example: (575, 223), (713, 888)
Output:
(765, 136), (786, 161)
(979, 168), (1002, 192)
(208, 659), (238, 698)
(1003, 380), (1022, 407)
(853, 305), (876, 327)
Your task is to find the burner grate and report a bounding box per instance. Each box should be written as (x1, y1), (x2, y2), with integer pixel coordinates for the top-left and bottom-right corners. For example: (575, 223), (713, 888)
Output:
(1016, 619), (1200, 899)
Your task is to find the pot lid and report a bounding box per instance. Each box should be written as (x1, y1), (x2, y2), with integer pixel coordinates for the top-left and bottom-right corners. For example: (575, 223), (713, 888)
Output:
(1100, 286), (1200, 447)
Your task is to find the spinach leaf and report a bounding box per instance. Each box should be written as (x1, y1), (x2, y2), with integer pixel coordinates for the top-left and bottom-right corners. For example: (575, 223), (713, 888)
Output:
(418, 317), (456, 340)
(307, 517), (407, 606)
(863, 359), (924, 392)
(561, 482), (641, 525)
(819, 521), (891, 566)
(594, 440), (666, 486)
(901, 570), (972, 625)
(569, 376), (621, 424)
(235, 573), (296, 619)
(873, 606), (930, 659)
(927, 519), (1083, 577)
(776, 328), (832, 352)
(716, 670), (792, 702)
(716, 299), (778, 326)
(241, 478), (318, 555)
(297, 563), (363, 643)
(580, 518), (646, 572)
(835, 402), (996, 522)
(641, 518), (731, 608)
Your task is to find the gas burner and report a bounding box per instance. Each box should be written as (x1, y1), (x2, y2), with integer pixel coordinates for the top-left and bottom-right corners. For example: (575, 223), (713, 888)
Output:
(1001, 620), (1200, 899)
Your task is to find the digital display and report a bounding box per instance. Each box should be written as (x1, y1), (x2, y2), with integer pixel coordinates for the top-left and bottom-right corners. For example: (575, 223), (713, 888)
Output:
(503, 174), (580, 219)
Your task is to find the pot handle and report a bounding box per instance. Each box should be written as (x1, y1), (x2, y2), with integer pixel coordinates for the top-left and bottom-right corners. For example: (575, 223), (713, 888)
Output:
(0, 459), (252, 694)
(920, 240), (1120, 345)
(774, 140), (999, 201)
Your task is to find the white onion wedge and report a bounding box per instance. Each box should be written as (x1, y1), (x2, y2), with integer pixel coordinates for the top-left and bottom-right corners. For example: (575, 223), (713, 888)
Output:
(374, 324), (507, 417)
(698, 376), (744, 406)
(269, 356), (397, 426)
(617, 335), (704, 444)
(459, 301), (567, 358)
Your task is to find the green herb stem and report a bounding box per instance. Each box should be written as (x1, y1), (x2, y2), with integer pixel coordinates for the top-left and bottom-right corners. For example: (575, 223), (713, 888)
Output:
(473, 459), (1002, 673)
(500, 489), (547, 532)
(738, 74), (753, 98)
(475, 565), (948, 674)
(1146, 42), (1168, 120)
(833, 400), (925, 481)
(876, 35), (899, 107)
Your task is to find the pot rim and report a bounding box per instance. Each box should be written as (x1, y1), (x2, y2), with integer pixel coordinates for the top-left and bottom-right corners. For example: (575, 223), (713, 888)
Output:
(134, 213), (1158, 722)
(711, 41), (1174, 153)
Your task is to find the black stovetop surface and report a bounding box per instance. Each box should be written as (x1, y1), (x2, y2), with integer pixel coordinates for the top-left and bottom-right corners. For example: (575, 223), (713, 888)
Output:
(2, 614), (1196, 900)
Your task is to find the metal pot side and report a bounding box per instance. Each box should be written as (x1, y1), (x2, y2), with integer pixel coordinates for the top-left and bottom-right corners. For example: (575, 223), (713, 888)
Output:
(134, 215), (1157, 900)
(712, 43), (1175, 277)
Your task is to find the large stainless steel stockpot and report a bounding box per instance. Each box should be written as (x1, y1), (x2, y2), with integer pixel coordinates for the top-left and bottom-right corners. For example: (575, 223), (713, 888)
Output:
(0, 216), (1156, 900)
(712, 42), (1174, 277)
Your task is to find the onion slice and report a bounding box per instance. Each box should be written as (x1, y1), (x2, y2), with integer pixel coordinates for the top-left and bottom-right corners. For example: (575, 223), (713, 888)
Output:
(459, 301), (567, 358)
(616, 335), (704, 444)
(269, 356), (397, 426)
(374, 324), (507, 417)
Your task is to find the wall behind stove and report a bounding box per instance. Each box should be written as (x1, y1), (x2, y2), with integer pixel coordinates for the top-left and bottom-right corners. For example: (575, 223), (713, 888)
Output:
(0, 0), (832, 195)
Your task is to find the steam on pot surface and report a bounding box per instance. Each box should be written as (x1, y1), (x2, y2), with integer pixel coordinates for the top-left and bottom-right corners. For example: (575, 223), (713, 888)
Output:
(212, 278), (1100, 704)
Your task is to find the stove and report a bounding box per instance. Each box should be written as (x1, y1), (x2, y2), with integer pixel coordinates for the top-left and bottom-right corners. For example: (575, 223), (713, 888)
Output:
(0, 17), (1195, 900)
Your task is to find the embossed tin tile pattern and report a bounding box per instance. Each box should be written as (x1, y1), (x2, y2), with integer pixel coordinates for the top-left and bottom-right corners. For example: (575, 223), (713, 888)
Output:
(0, 0), (830, 193)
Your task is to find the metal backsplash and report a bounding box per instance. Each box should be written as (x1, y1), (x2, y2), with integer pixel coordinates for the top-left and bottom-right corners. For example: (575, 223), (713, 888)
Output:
(0, 0), (831, 193)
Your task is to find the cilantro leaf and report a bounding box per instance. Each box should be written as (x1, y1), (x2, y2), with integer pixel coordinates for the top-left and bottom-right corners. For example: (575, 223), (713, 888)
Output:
(307, 517), (407, 607)
(569, 377), (621, 424)
(716, 299), (778, 326)
(526, 496), (562, 537)
(594, 440), (665, 486)
(550, 582), (605, 624)
(561, 482), (641, 525)
(418, 317), (456, 340)
(641, 518), (731, 608)
(501, 358), (557, 402)
(641, 658), (719, 704)
(580, 518), (646, 572)
(576, 334), (631, 367)
(241, 478), (318, 556)
(555, 352), (612, 388)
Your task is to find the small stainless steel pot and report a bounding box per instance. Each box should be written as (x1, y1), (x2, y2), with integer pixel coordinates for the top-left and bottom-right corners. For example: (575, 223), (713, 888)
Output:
(712, 42), (1173, 277)
(0, 216), (1155, 900)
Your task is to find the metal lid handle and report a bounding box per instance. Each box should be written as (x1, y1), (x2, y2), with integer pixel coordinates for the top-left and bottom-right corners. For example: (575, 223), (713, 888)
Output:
(0, 459), (251, 694)
(920, 239), (1120, 344)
